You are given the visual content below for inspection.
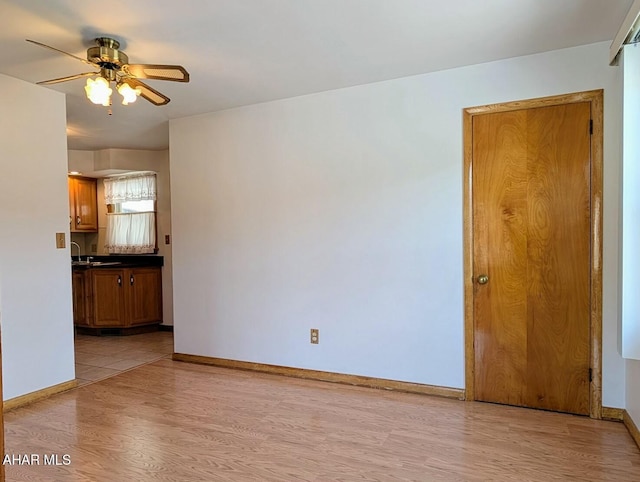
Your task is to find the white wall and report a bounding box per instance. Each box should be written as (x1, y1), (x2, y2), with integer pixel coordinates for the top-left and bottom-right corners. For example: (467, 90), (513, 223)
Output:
(170, 42), (625, 405)
(67, 150), (94, 174)
(0, 73), (75, 400)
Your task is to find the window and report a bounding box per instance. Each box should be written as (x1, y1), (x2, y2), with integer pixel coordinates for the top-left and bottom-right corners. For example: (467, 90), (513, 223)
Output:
(120, 200), (155, 213)
(104, 172), (157, 254)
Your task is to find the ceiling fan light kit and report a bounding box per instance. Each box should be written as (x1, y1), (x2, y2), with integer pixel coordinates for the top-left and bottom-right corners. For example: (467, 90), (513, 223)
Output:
(26, 36), (189, 107)
(117, 82), (142, 105)
(84, 76), (112, 106)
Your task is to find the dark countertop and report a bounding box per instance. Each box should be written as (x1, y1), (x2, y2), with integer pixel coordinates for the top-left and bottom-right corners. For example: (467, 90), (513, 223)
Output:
(71, 255), (163, 270)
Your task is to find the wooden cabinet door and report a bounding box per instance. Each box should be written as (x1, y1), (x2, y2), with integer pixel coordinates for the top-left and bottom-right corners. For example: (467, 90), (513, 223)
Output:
(126, 267), (163, 326)
(69, 177), (98, 232)
(72, 271), (87, 326)
(68, 177), (76, 230)
(91, 269), (126, 327)
(74, 177), (98, 231)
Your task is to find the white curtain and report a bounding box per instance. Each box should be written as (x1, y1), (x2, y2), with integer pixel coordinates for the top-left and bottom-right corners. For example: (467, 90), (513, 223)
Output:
(104, 173), (157, 254)
(104, 172), (157, 204)
(105, 212), (156, 254)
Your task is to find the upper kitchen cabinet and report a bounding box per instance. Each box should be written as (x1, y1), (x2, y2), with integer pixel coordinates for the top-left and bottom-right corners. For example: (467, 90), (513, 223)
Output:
(69, 176), (98, 232)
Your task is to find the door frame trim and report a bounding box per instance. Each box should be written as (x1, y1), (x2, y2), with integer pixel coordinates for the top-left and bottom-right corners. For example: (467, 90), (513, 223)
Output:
(463, 90), (604, 419)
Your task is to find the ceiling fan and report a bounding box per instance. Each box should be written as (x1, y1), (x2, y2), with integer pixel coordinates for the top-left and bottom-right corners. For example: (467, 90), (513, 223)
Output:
(26, 37), (189, 106)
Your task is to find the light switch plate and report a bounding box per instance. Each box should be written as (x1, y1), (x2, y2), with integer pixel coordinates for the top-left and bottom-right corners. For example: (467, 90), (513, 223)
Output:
(56, 232), (66, 249)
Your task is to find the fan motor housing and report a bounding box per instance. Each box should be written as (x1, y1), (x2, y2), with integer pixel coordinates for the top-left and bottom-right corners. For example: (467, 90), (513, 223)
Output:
(87, 37), (128, 70)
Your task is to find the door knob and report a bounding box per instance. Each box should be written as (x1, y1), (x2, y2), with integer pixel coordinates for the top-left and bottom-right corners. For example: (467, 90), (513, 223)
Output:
(477, 274), (489, 285)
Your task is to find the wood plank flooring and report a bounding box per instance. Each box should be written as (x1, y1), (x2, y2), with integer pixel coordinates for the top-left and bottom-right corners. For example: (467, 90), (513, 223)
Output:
(3, 358), (639, 481)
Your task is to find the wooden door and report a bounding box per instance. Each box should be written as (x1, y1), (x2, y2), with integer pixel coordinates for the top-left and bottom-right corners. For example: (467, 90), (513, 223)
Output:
(0, 325), (4, 481)
(127, 268), (163, 326)
(91, 269), (126, 327)
(469, 99), (594, 415)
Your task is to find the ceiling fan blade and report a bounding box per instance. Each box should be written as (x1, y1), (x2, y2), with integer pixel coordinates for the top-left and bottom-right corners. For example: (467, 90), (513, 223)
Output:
(37, 71), (98, 85)
(123, 64), (189, 82)
(26, 39), (94, 66)
(122, 78), (170, 105)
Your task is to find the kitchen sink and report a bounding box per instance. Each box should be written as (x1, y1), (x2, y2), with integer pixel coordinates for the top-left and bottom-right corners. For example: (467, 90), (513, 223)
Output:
(72, 261), (122, 267)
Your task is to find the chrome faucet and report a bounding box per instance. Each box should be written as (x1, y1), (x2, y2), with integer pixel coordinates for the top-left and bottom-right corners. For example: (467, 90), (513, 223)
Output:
(70, 241), (81, 262)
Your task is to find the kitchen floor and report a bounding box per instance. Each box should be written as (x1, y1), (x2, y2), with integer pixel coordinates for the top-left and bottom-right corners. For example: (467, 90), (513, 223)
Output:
(74, 330), (174, 386)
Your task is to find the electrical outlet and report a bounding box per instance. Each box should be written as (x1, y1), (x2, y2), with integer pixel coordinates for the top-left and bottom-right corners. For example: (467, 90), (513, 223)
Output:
(55, 232), (66, 249)
(165, 234), (171, 245)
(310, 328), (319, 344)
(91, 244), (97, 253)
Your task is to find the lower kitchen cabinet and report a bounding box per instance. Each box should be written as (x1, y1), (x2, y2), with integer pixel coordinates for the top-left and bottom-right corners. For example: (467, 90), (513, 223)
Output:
(126, 268), (163, 326)
(74, 266), (163, 329)
(72, 271), (87, 325)
(91, 269), (129, 327)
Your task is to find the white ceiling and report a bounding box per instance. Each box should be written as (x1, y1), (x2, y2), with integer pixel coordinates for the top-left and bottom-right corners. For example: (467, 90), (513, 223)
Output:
(0, 0), (633, 151)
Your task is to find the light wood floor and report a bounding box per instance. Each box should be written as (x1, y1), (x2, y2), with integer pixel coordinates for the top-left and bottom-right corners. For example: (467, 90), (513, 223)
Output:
(74, 331), (174, 386)
(3, 360), (640, 481)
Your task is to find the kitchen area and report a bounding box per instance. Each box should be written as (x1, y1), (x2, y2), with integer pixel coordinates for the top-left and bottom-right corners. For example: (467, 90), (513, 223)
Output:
(68, 148), (174, 385)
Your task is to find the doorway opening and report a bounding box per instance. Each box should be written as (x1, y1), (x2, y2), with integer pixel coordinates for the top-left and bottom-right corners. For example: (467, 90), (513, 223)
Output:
(74, 331), (173, 386)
